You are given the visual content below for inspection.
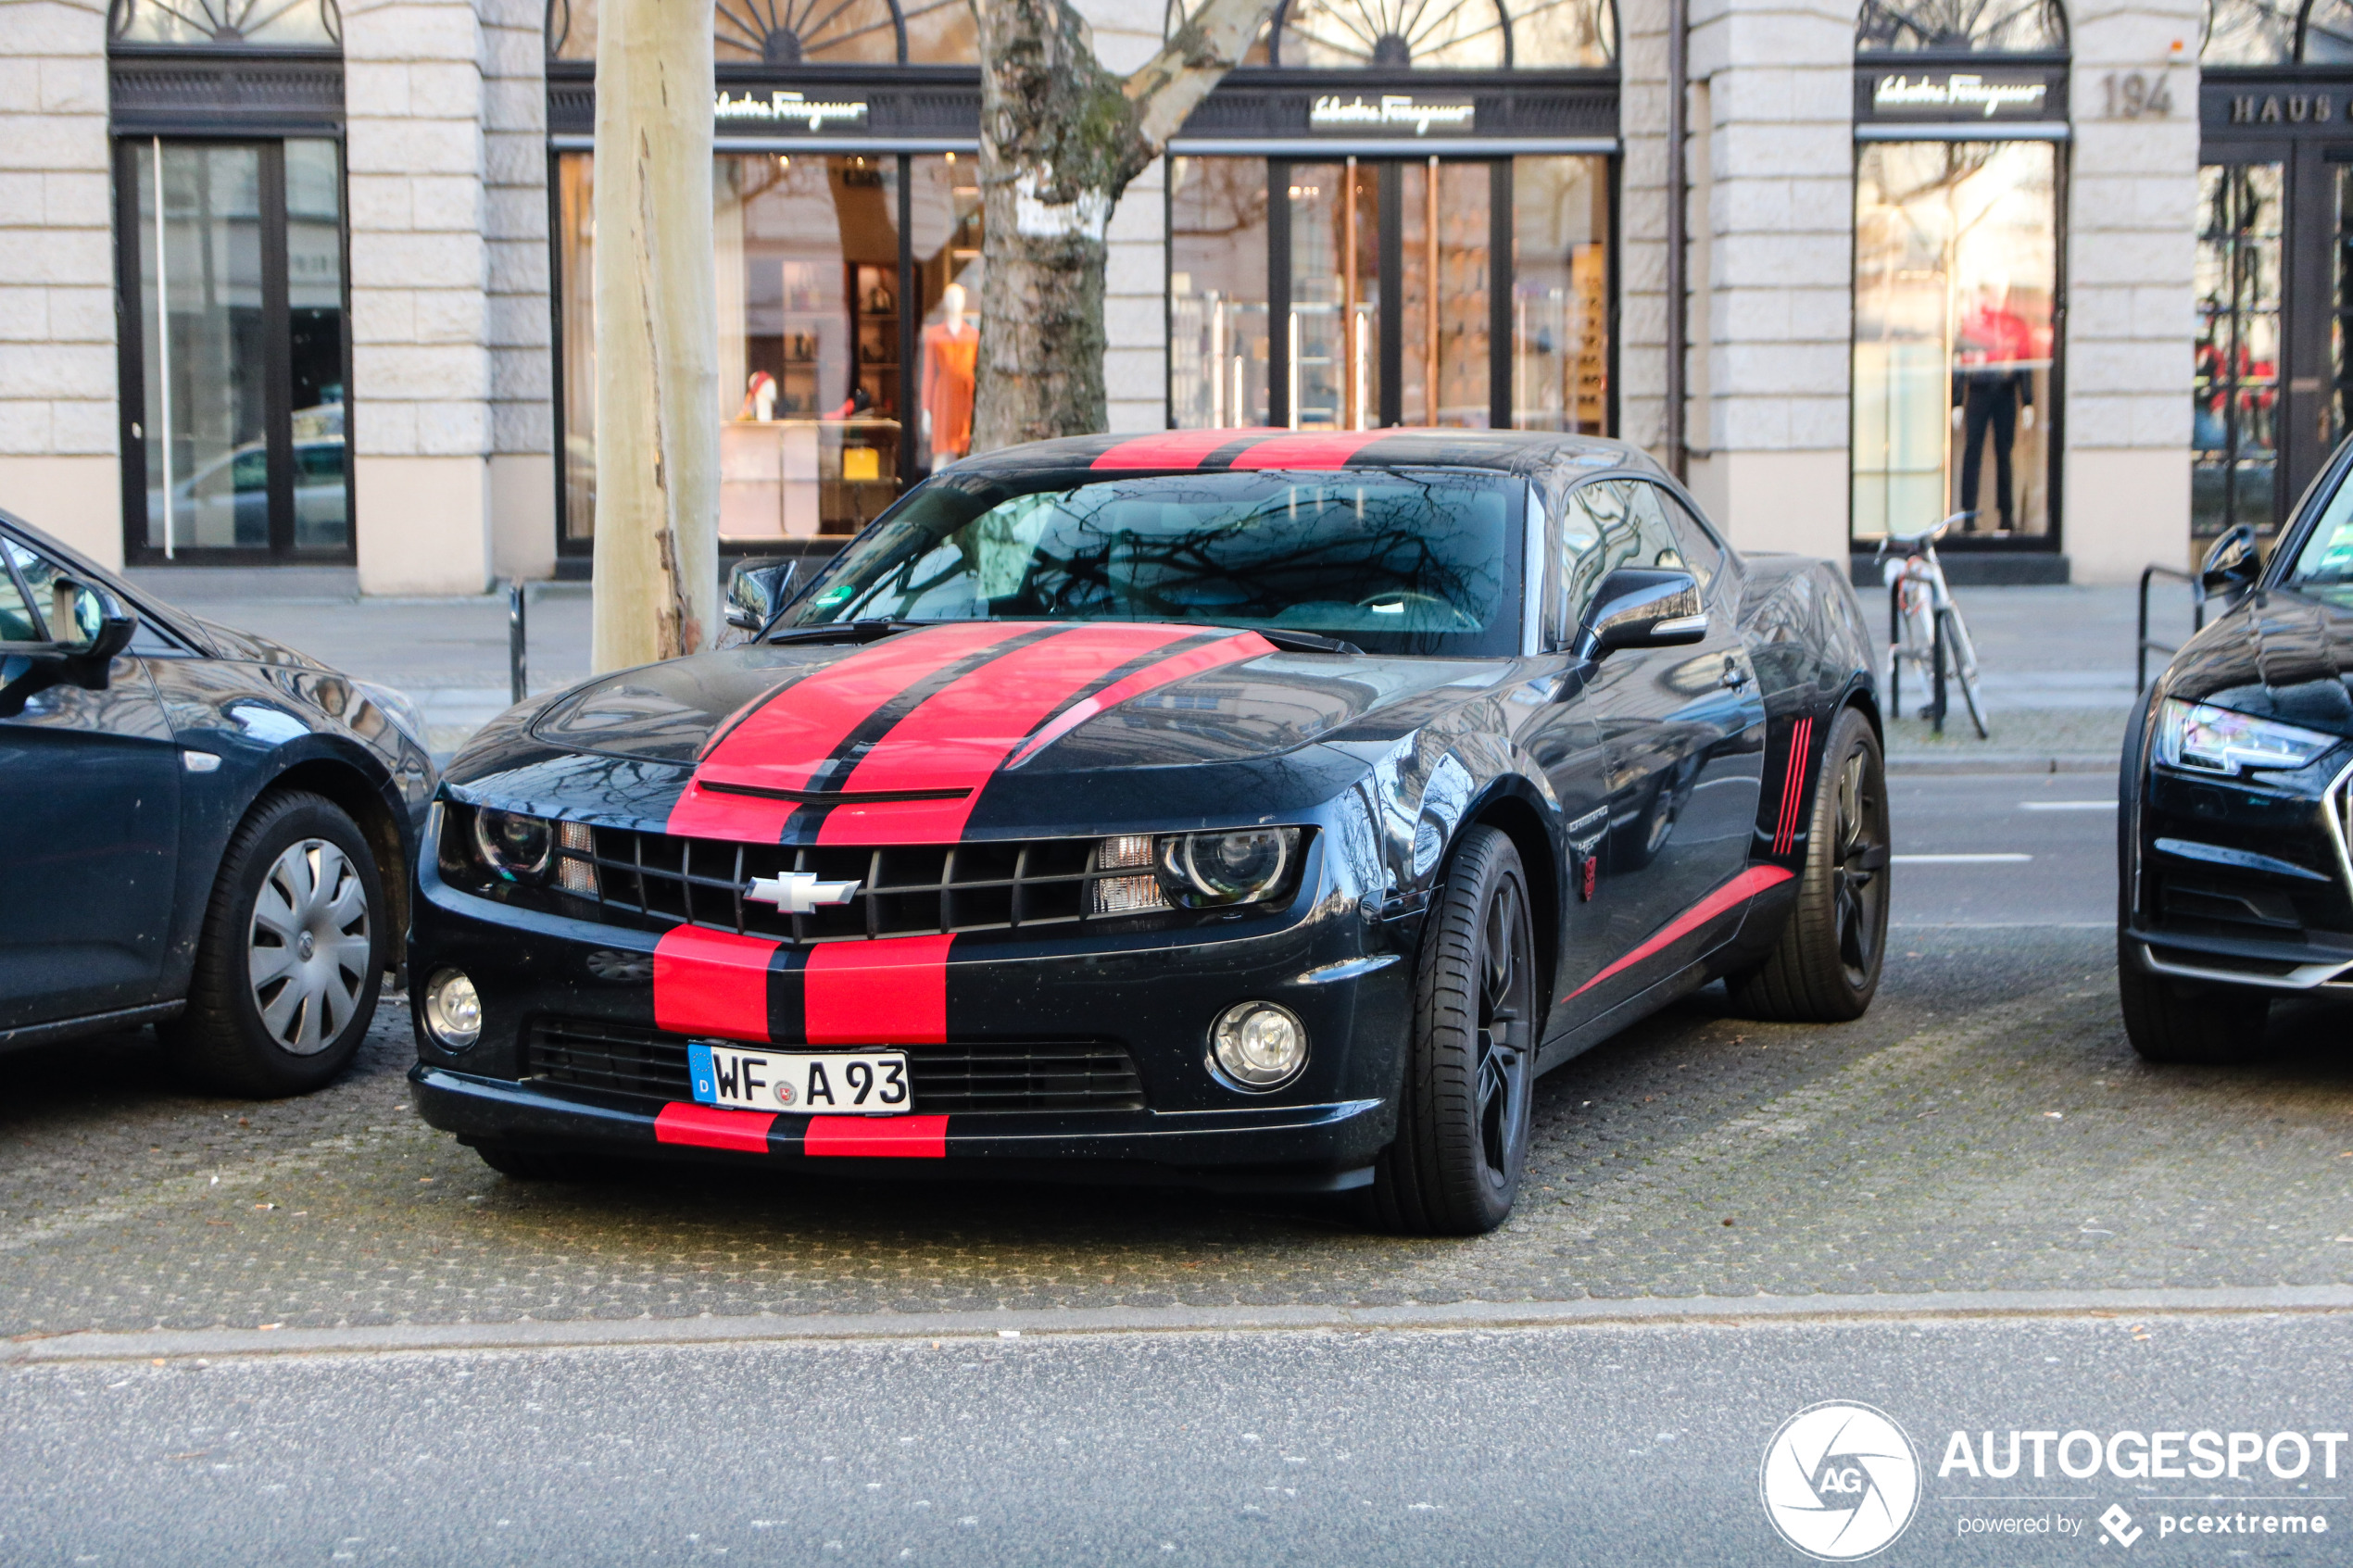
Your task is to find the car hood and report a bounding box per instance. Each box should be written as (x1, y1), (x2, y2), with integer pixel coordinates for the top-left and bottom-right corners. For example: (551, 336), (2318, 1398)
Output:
(526, 622), (1498, 779)
(2165, 587), (2353, 738)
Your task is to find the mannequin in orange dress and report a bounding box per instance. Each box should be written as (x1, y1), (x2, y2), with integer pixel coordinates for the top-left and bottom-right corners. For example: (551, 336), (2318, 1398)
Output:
(921, 282), (978, 468)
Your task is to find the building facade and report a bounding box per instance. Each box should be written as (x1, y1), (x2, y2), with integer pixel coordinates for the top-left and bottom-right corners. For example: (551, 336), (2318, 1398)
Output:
(0, 0), (2296, 589)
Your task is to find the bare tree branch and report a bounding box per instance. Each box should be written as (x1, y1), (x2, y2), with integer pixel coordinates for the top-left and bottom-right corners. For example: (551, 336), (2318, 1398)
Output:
(1123, 0), (1279, 162)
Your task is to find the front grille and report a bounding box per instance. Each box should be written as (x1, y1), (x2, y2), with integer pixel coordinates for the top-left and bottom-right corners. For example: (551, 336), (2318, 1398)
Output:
(524, 1017), (1147, 1114)
(579, 829), (1127, 946)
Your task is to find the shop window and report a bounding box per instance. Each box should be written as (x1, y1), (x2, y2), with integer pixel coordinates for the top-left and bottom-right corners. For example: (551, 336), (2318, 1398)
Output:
(1270, 0), (1615, 69)
(910, 154), (986, 477)
(2200, 0), (2353, 63)
(1856, 0), (2066, 53)
(2195, 164), (2284, 539)
(547, 0), (972, 64)
(1287, 163), (1381, 431)
(109, 0), (341, 48)
(1171, 158), (1272, 429)
(1851, 141), (2058, 545)
(1402, 160), (1491, 427)
(1511, 155), (1610, 434)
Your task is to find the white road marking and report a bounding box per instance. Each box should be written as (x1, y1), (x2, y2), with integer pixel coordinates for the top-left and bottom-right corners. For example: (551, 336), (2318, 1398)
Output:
(2019, 800), (2116, 811)
(1892, 853), (2033, 864)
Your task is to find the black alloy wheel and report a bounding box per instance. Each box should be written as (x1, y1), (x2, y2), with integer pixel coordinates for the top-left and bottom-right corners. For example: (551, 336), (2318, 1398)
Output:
(1728, 707), (1890, 1022)
(1371, 825), (1539, 1236)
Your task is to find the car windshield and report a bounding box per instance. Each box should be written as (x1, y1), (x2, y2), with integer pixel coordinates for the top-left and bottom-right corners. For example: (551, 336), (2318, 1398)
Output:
(2289, 472), (2353, 596)
(783, 467), (1524, 658)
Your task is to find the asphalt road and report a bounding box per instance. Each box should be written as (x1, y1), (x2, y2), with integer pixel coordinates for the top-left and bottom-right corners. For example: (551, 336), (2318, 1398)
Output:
(6, 772), (2349, 1565)
(7, 1312), (2349, 1565)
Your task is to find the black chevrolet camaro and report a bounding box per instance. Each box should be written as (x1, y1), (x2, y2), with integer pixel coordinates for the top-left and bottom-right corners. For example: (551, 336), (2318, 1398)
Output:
(2122, 441), (2353, 1062)
(409, 430), (1888, 1233)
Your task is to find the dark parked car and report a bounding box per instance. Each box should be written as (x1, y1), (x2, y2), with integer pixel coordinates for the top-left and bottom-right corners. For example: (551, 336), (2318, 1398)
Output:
(2121, 441), (2353, 1061)
(0, 512), (434, 1093)
(409, 430), (1887, 1233)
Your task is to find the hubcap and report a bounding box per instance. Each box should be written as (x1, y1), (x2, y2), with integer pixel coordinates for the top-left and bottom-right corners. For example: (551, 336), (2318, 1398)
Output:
(1831, 746), (1890, 988)
(1474, 874), (1535, 1188)
(247, 838), (372, 1057)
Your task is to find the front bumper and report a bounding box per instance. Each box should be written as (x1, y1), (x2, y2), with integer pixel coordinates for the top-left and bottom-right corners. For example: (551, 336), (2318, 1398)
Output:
(406, 830), (1412, 1186)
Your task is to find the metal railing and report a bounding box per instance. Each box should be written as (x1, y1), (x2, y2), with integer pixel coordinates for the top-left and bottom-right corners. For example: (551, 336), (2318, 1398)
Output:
(2137, 563), (2207, 692)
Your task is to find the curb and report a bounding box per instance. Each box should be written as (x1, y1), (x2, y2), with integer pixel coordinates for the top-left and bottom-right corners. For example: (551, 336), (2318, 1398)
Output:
(11, 1285), (2352, 1364)
(1887, 754), (2113, 775)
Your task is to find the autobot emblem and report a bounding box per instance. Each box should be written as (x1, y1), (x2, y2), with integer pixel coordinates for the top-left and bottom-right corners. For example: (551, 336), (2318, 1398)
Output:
(744, 872), (862, 914)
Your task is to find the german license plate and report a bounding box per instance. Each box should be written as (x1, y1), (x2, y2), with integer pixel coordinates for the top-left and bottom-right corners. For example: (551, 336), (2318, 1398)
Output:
(686, 1043), (911, 1115)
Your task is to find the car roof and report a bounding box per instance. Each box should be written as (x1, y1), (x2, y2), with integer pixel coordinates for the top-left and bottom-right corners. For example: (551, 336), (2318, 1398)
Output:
(948, 428), (1664, 482)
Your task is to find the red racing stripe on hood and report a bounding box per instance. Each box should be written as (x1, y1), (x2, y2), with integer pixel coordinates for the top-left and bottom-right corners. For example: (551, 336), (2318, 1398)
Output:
(1226, 430), (1390, 470)
(803, 934), (955, 1044)
(1567, 865), (1793, 1000)
(816, 623), (1206, 845)
(666, 621), (1037, 841)
(653, 925), (782, 1042)
(1090, 429), (1269, 470)
(1003, 630), (1276, 769)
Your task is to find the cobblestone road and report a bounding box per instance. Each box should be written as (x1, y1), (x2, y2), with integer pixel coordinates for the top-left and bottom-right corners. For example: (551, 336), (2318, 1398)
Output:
(5, 926), (2349, 1336)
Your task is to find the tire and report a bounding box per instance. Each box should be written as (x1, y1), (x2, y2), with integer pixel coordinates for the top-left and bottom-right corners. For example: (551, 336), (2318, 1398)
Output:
(161, 790), (385, 1098)
(1369, 825), (1540, 1236)
(472, 1141), (602, 1182)
(1726, 707), (1890, 1022)
(1940, 609), (1990, 739)
(2117, 946), (2269, 1064)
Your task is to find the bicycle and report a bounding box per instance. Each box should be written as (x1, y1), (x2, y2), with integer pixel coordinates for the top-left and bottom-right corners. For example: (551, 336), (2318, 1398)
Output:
(1875, 510), (1989, 740)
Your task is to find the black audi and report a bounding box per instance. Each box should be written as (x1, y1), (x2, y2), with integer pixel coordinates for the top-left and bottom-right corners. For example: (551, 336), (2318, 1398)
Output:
(2122, 441), (2353, 1062)
(409, 430), (1888, 1233)
(0, 510), (434, 1093)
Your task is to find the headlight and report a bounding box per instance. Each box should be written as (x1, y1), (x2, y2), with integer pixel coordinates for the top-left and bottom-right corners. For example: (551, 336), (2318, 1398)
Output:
(1086, 828), (1302, 915)
(459, 806), (598, 895)
(2155, 698), (2340, 775)
(1156, 828), (1298, 906)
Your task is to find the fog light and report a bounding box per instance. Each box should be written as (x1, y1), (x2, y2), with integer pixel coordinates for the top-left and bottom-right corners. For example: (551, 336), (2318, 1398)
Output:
(422, 968), (482, 1049)
(1209, 1001), (1306, 1090)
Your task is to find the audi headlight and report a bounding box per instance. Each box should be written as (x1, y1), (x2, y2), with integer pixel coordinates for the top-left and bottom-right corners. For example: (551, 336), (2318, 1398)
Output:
(2155, 698), (2340, 776)
(457, 806), (598, 895)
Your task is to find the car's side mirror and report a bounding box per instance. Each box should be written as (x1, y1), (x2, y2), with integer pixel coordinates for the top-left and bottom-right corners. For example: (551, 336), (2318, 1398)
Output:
(724, 557), (798, 634)
(44, 578), (135, 686)
(1572, 568), (1705, 662)
(2199, 522), (2260, 595)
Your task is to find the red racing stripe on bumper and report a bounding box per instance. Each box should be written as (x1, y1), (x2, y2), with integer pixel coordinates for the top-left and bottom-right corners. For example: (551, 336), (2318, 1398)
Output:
(1567, 865), (1794, 1000)
(803, 1113), (950, 1158)
(817, 623), (1202, 845)
(653, 925), (782, 1042)
(803, 934), (955, 1044)
(666, 621), (1037, 841)
(655, 1101), (778, 1152)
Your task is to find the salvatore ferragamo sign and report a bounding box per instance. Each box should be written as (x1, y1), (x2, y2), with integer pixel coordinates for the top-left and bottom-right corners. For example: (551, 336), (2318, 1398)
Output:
(1308, 93), (1478, 134)
(712, 89), (869, 131)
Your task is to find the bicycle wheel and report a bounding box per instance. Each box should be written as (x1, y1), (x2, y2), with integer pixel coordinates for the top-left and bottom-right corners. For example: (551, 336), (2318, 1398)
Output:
(1894, 587), (1936, 718)
(1938, 608), (1990, 738)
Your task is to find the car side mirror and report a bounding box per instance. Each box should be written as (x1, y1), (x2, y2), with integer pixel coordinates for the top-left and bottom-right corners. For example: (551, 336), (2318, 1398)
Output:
(44, 578), (135, 686)
(724, 558), (798, 634)
(1572, 568), (1705, 662)
(2199, 522), (2260, 595)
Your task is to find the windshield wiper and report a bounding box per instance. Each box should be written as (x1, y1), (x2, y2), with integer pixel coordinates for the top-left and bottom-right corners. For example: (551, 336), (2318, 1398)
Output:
(762, 618), (935, 646)
(1245, 627), (1364, 657)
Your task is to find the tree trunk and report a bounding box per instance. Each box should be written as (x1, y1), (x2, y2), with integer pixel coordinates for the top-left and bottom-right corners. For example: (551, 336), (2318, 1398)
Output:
(589, 0), (718, 673)
(970, 0), (1277, 453)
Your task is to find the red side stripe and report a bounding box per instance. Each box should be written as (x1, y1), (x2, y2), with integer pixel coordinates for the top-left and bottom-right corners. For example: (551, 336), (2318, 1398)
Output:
(817, 623), (1202, 845)
(666, 621), (1037, 841)
(803, 934), (955, 1045)
(1091, 429), (1267, 470)
(804, 1113), (950, 1159)
(653, 925), (782, 1043)
(1226, 430), (1390, 470)
(1774, 716), (1814, 857)
(655, 1101), (777, 1152)
(1567, 865), (1794, 1000)
(1005, 630), (1276, 769)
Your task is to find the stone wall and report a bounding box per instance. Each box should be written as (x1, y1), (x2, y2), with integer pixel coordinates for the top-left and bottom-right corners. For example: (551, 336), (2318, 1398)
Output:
(482, 0), (556, 580)
(0, 0), (120, 565)
(1077, 0), (1169, 434)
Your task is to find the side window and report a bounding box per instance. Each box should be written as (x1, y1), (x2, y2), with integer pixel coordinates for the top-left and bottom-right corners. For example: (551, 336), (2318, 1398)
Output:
(0, 550), (39, 644)
(4, 539), (98, 644)
(1544, 480), (1647, 648)
(1630, 483), (1725, 592)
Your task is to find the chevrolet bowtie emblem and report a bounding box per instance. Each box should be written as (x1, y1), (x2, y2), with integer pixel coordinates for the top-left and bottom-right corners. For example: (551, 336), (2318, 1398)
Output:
(744, 872), (862, 913)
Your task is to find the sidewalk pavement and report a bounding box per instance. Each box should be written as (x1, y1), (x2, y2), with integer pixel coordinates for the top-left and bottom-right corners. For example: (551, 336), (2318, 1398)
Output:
(120, 568), (2186, 772)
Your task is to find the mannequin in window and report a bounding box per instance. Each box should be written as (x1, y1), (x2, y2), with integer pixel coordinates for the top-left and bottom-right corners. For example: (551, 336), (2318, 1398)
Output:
(1949, 279), (2037, 533)
(922, 282), (978, 468)
(740, 370), (777, 422)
